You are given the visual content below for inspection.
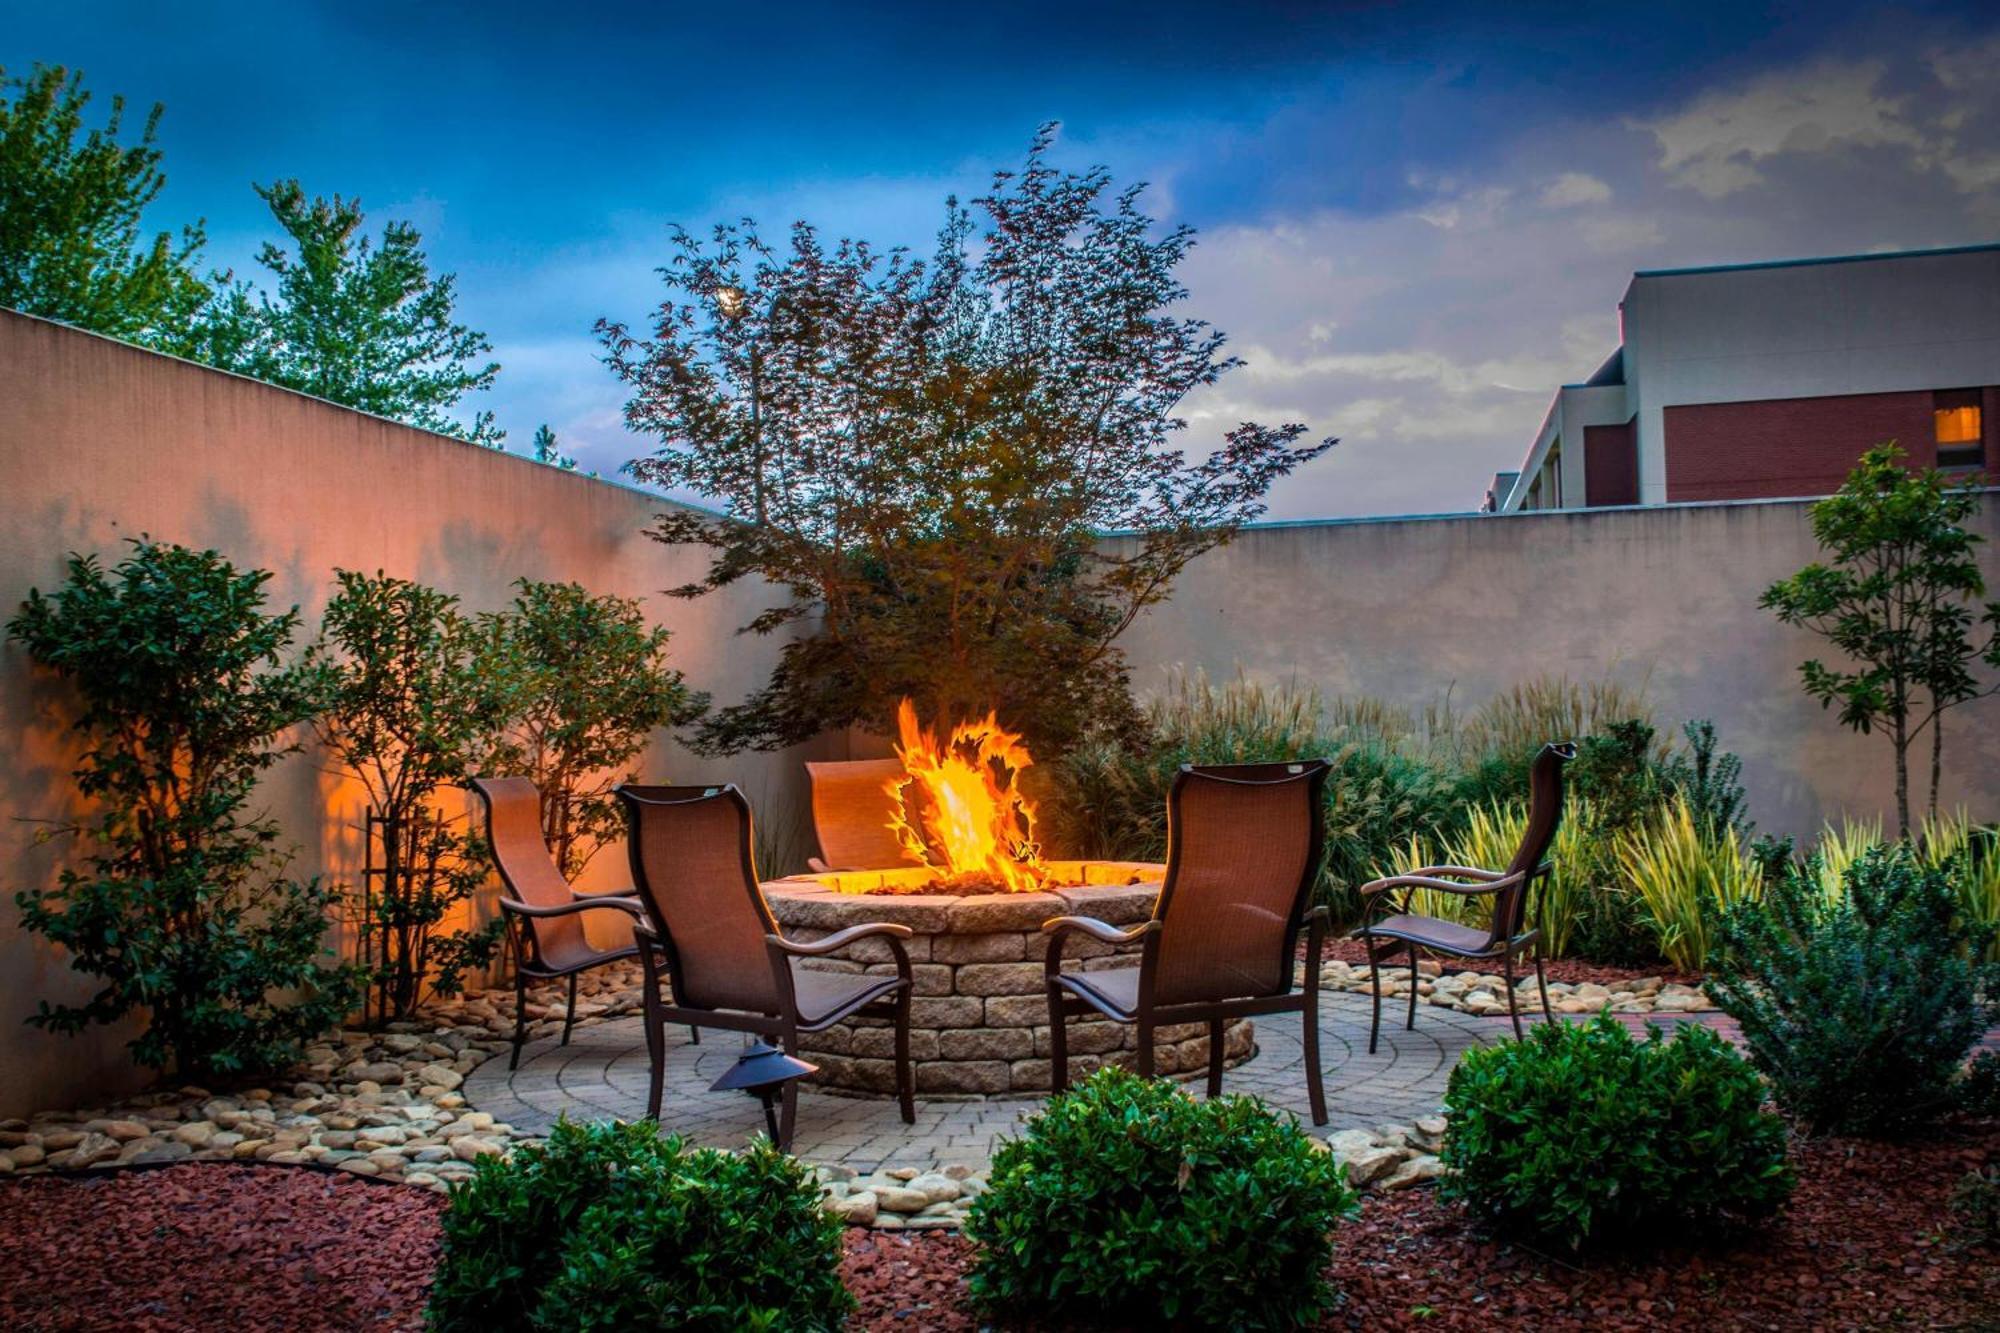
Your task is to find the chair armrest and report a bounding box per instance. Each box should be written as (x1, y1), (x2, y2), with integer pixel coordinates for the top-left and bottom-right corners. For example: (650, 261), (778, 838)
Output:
(1404, 865), (1504, 882)
(1041, 916), (1161, 945)
(806, 856), (832, 873)
(1042, 916), (1160, 978)
(1357, 870), (1524, 899)
(768, 922), (915, 957)
(500, 895), (644, 919)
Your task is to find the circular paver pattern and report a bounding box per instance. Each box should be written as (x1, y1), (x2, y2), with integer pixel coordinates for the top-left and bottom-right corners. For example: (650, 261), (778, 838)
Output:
(463, 990), (1497, 1171)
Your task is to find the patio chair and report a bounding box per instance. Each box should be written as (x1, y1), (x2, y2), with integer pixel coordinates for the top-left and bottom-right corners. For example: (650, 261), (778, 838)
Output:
(616, 783), (916, 1149)
(804, 757), (910, 872)
(1042, 760), (1334, 1124)
(1352, 741), (1576, 1051)
(469, 776), (658, 1070)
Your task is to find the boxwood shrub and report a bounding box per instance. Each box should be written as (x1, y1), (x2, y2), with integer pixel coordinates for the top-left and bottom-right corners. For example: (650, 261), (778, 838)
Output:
(1709, 845), (2000, 1137)
(963, 1067), (1357, 1331)
(427, 1117), (850, 1332)
(1439, 1011), (1792, 1250)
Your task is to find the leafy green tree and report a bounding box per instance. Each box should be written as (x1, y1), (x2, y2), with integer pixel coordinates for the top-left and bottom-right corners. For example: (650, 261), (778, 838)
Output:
(601, 126), (1333, 756)
(530, 423), (576, 471)
(1761, 444), (2000, 836)
(191, 181), (502, 445)
(480, 580), (707, 878)
(0, 65), (209, 347)
(314, 571), (507, 1021)
(8, 540), (361, 1077)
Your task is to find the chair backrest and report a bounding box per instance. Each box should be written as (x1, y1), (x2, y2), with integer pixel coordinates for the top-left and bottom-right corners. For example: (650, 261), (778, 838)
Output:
(1484, 742), (1576, 947)
(1147, 760), (1331, 1007)
(805, 758), (912, 870)
(616, 783), (783, 1015)
(469, 776), (593, 972)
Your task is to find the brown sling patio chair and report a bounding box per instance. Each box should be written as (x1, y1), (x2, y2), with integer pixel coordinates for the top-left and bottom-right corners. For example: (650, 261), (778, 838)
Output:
(1352, 741), (1576, 1052)
(804, 758), (910, 872)
(616, 783), (916, 1150)
(469, 776), (655, 1070)
(1042, 760), (1334, 1125)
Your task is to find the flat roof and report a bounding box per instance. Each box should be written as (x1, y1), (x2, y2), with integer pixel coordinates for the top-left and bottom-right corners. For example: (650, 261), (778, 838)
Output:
(1633, 240), (2000, 280)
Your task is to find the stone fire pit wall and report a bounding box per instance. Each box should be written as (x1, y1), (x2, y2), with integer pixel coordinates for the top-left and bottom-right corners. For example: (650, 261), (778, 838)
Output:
(763, 862), (1255, 1095)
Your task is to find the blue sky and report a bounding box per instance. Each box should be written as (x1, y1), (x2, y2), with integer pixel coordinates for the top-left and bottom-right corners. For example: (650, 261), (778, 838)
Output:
(6, 1), (1999, 516)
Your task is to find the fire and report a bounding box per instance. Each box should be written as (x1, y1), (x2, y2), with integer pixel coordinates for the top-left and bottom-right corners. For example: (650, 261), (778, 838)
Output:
(885, 699), (1048, 893)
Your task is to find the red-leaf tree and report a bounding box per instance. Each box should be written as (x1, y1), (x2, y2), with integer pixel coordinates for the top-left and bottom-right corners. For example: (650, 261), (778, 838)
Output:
(599, 127), (1334, 755)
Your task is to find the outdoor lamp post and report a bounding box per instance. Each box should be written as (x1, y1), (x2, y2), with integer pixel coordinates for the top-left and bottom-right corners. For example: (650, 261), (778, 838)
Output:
(709, 1037), (817, 1145)
(712, 283), (767, 525)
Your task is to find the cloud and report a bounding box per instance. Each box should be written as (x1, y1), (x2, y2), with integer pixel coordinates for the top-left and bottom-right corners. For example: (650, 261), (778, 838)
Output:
(1166, 33), (2000, 521)
(1539, 172), (1613, 208)
(1636, 60), (1920, 197)
(1635, 48), (2000, 203)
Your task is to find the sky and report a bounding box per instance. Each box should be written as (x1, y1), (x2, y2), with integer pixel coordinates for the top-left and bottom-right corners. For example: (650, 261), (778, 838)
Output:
(6, 0), (2000, 519)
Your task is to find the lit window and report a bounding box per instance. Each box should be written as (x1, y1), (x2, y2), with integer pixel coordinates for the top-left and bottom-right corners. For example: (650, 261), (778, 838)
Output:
(1935, 388), (1984, 469)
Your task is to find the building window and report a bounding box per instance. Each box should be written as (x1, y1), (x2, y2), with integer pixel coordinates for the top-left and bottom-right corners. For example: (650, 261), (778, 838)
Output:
(1935, 388), (1984, 469)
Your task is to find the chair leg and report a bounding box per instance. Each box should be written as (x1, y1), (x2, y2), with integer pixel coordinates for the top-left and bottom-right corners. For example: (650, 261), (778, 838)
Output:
(1534, 944), (1553, 1026)
(1405, 946), (1420, 1031)
(1503, 948), (1523, 1040)
(1136, 1019), (1156, 1079)
(894, 989), (915, 1124)
(509, 955), (529, 1071)
(1364, 929), (1383, 1055)
(688, 1025), (700, 1045)
(1302, 997), (1328, 1127)
(639, 951), (665, 1120)
(1206, 1017), (1225, 1099)
(560, 973), (579, 1047)
(1046, 981), (1070, 1093)
(777, 1032), (800, 1151)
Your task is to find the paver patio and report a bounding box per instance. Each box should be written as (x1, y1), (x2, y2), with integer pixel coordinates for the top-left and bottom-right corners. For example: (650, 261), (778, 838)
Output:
(465, 989), (1501, 1170)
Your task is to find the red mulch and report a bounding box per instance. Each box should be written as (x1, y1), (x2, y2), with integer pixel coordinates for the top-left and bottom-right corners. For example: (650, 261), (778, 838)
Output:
(1309, 935), (1706, 989)
(841, 1119), (2000, 1332)
(0, 1165), (444, 1332)
(6, 1123), (1994, 1331)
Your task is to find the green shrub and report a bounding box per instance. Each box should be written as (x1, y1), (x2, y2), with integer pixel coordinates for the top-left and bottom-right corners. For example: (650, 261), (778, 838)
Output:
(1617, 795), (1763, 972)
(1439, 1012), (1792, 1249)
(964, 1067), (1356, 1331)
(1709, 845), (2000, 1137)
(1658, 718), (1748, 837)
(1948, 1164), (2000, 1250)
(9, 540), (362, 1077)
(1918, 810), (2000, 962)
(1959, 1051), (2000, 1117)
(428, 1118), (849, 1332)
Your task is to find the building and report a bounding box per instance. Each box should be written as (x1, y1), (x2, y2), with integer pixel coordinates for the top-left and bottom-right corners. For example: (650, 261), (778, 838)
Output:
(1492, 243), (2000, 512)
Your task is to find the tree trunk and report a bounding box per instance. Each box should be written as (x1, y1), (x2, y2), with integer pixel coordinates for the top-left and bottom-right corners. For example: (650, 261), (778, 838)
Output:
(1928, 705), (1944, 830)
(1892, 713), (1911, 841)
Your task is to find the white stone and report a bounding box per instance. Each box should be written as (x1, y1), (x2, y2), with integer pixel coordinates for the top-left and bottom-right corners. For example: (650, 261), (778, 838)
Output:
(1381, 1154), (1445, 1191)
(826, 1191), (879, 1225)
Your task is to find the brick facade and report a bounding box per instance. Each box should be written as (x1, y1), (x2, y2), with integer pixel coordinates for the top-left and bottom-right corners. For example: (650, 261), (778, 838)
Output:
(1583, 419), (1639, 506)
(1663, 389), (1943, 502)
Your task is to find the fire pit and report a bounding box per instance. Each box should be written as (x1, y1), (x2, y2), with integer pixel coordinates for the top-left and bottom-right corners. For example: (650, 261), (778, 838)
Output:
(763, 866), (1255, 1094)
(763, 700), (1253, 1095)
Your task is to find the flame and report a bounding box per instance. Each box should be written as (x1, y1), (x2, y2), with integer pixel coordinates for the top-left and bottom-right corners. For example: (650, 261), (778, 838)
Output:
(885, 699), (1048, 892)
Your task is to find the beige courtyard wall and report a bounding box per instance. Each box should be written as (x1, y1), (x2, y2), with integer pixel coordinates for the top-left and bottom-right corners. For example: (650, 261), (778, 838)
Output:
(1111, 498), (2000, 843)
(0, 310), (830, 1118)
(6, 307), (1999, 1118)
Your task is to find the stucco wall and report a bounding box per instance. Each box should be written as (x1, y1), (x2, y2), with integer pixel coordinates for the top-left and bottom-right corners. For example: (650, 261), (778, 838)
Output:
(7, 308), (2000, 1119)
(0, 310), (826, 1118)
(1112, 499), (2000, 843)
